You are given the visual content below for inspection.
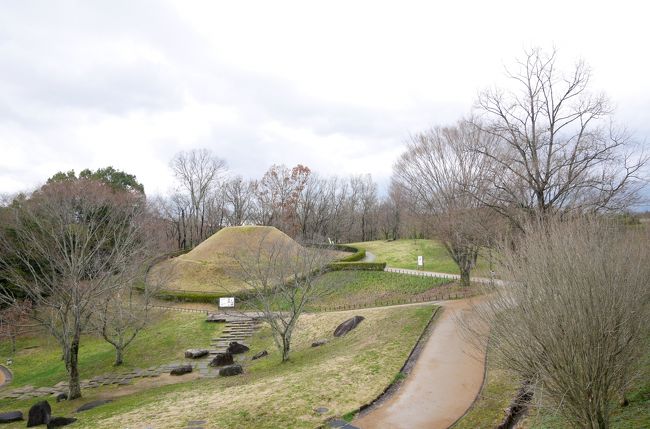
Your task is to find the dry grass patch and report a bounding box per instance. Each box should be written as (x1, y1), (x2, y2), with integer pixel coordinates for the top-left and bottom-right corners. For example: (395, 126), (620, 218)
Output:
(70, 304), (435, 429)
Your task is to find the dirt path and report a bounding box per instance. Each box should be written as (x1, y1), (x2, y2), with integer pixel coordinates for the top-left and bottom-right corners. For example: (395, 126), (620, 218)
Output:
(354, 298), (487, 429)
(0, 364), (11, 388)
(362, 251), (377, 262)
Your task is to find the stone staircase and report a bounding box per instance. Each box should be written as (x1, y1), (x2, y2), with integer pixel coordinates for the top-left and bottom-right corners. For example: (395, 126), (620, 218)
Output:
(208, 317), (260, 355)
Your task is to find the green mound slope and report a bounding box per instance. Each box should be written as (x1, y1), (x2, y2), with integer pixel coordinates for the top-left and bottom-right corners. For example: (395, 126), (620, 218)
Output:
(152, 226), (303, 293)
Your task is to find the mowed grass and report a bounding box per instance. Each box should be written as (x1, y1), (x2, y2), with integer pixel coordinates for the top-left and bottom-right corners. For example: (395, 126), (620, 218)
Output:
(455, 338), (650, 429)
(348, 239), (491, 275)
(0, 311), (221, 390)
(307, 271), (458, 310)
(0, 305), (435, 429)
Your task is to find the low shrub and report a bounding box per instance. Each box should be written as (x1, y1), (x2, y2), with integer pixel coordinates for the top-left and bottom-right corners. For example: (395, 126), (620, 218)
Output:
(328, 262), (386, 271)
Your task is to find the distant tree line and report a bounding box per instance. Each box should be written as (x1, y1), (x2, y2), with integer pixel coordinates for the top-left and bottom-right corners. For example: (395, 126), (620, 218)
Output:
(153, 149), (410, 249)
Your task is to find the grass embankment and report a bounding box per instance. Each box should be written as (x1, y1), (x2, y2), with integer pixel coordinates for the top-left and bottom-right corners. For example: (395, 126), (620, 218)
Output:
(0, 311), (220, 390)
(349, 239), (491, 275)
(0, 305), (435, 429)
(454, 339), (650, 429)
(308, 271), (459, 310)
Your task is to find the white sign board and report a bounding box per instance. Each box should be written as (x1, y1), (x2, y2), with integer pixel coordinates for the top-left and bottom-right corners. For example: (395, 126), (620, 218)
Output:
(219, 297), (235, 308)
(417, 255), (424, 267)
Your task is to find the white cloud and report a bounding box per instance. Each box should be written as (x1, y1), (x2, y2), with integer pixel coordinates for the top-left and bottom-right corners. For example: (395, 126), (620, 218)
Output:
(0, 0), (648, 198)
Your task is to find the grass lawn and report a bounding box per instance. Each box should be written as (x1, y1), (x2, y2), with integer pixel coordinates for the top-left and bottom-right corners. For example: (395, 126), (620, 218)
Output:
(0, 311), (221, 390)
(0, 305), (435, 429)
(454, 338), (650, 429)
(348, 239), (492, 275)
(307, 271), (461, 310)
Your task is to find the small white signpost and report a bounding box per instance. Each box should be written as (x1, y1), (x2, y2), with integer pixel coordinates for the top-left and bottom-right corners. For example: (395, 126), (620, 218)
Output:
(219, 297), (235, 308)
(417, 255), (424, 268)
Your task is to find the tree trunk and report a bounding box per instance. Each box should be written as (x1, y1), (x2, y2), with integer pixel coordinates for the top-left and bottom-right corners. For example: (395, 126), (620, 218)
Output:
(114, 347), (124, 366)
(281, 335), (290, 362)
(67, 333), (82, 399)
(459, 267), (471, 288)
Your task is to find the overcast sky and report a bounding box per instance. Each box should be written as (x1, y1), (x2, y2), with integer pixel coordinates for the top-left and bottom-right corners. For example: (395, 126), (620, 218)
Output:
(1, 0), (649, 198)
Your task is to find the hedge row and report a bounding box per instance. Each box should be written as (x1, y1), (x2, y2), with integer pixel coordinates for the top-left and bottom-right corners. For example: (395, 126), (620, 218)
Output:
(154, 289), (250, 304)
(327, 262), (386, 271)
(336, 247), (366, 262)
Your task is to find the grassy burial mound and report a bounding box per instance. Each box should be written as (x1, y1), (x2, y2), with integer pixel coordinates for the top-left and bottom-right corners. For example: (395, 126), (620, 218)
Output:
(150, 226), (305, 293)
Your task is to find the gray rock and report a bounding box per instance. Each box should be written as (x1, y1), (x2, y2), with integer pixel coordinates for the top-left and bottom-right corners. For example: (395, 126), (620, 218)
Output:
(227, 341), (249, 354)
(170, 364), (193, 376)
(0, 411), (23, 423)
(333, 315), (365, 337)
(184, 349), (209, 359)
(55, 392), (68, 402)
(27, 401), (51, 427)
(208, 353), (234, 367)
(206, 314), (226, 322)
(75, 399), (112, 412)
(218, 364), (243, 377)
(252, 350), (268, 360)
(311, 339), (329, 347)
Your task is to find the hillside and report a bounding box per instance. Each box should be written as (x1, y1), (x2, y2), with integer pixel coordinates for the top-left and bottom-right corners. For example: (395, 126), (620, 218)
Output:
(150, 226), (304, 293)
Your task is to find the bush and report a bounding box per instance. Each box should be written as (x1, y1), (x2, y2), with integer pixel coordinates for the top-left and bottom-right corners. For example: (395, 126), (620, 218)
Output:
(328, 262), (386, 271)
(336, 247), (366, 262)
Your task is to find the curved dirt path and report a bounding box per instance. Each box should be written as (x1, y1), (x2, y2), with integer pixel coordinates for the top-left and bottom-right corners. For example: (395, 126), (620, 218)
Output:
(0, 364), (11, 388)
(354, 298), (487, 429)
(361, 251), (376, 262)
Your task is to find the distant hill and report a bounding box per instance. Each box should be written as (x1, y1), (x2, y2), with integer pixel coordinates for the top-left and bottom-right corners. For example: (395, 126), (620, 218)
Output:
(150, 226), (303, 293)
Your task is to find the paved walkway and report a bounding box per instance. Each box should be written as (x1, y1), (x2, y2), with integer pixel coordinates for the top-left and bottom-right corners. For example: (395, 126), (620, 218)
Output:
(0, 365), (10, 388)
(384, 267), (501, 285)
(354, 298), (487, 429)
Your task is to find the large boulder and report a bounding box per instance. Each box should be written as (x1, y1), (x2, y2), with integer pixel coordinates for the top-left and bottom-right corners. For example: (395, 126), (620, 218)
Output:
(0, 411), (23, 423)
(219, 364), (243, 377)
(27, 401), (51, 427)
(75, 399), (112, 412)
(252, 350), (268, 360)
(208, 353), (234, 367)
(170, 364), (193, 376)
(184, 349), (209, 359)
(47, 417), (77, 428)
(333, 315), (365, 337)
(227, 341), (249, 354)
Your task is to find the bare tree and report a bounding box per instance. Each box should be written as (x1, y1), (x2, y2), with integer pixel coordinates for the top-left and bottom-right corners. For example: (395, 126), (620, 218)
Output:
(0, 300), (32, 354)
(0, 179), (150, 399)
(473, 48), (647, 226)
(254, 164), (311, 236)
(232, 231), (336, 362)
(92, 252), (169, 366)
(467, 217), (650, 429)
(393, 121), (497, 286)
(224, 176), (256, 226)
(170, 149), (228, 248)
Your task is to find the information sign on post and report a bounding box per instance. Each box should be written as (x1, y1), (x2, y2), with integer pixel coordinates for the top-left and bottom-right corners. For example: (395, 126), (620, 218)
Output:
(219, 297), (235, 308)
(417, 255), (423, 268)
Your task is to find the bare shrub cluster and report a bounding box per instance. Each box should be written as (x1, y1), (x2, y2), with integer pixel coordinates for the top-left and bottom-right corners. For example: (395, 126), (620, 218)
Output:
(468, 218), (650, 428)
